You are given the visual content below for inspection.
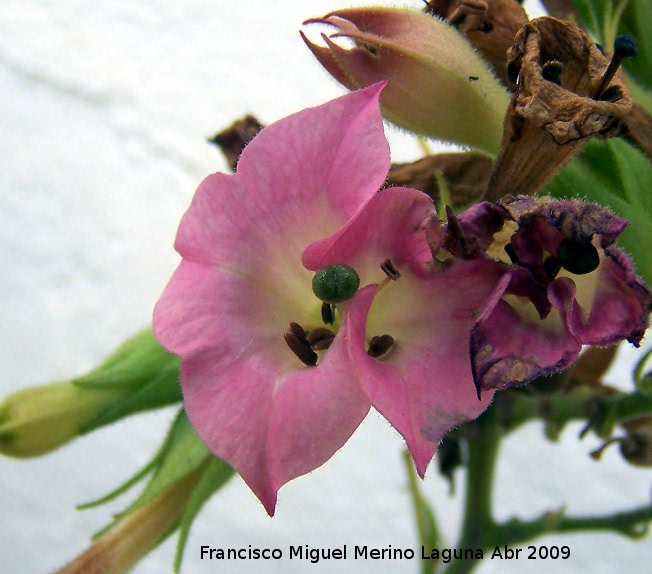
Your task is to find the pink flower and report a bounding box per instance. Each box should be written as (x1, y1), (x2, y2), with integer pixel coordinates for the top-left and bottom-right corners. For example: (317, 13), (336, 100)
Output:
(153, 85), (500, 514)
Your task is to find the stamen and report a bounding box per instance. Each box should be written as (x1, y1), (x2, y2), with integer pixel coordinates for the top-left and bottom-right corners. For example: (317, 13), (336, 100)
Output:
(543, 255), (561, 281)
(284, 323), (318, 367)
(321, 302), (335, 325)
(289, 321), (307, 340)
(541, 60), (563, 86)
(595, 35), (638, 99)
(504, 243), (519, 264)
(306, 327), (336, 350)
(367, 334), (395, 358)
(381, 259), (401, 280)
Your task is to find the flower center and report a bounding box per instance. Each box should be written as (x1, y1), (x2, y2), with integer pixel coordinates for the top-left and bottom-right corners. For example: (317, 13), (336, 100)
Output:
(284, 261), (399, 366)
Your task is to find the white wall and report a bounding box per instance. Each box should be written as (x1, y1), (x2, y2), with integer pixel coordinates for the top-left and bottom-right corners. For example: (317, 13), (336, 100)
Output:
(2, 1), (652, 572)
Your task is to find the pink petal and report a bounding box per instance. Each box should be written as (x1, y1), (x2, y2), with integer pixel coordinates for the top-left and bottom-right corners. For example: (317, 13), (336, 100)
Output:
(175, 83), (390, 268)
(472, 277), (581, 393)
(303, 186), (436, 282)
(565, 247), (651, 346)
(181, 321), (369, 516)
(304, 188), (501, 475)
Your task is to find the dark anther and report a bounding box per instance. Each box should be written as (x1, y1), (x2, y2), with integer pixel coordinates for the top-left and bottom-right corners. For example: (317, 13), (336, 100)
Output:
(595, 35), (638, 99)
(289, 321), (307, 340)
(541, 60), (563, 86)
(543, 255), (561, 281)
(381, 259), (401, 280)
(557, 238), (600, 275)
(321, 302), (335, 325)
(306, 327), (336, 351)
(504, 243), (519, 264)
(367, 334), (395, 358)
(284, 324), (318, 367)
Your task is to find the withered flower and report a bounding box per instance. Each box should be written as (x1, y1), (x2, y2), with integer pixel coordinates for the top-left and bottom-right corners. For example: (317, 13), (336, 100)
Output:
(484, 17), (634, 200)
(386, 151), (493, 207)
(208, 114), (263, 171)
(423, 0), (529, 85)
(443, 195), (651, 395)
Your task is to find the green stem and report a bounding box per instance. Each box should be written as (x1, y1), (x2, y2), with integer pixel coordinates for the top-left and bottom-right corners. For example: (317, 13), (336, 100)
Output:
(496, 388), (652, 440)
(494, 503), (652, 548)
(404, 450), (440, 574)
(444, 410), (502, 574)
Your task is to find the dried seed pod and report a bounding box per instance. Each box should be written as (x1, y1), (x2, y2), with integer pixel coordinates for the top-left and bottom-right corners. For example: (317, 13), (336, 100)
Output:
(424, 0), (529, 85)
(208, 115), (263, 171)
(386, 152), (492, 207)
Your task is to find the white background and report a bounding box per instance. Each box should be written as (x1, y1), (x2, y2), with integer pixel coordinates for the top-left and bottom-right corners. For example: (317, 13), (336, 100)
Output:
(2, 1), (652, 572)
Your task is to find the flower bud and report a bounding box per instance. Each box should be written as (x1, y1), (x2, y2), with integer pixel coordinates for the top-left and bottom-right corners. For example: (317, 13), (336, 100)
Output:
(54, 412), (234, 574)
(302, 7), (509, 155)
(0, 382), (120, 457)
(0, 329), (181, 458)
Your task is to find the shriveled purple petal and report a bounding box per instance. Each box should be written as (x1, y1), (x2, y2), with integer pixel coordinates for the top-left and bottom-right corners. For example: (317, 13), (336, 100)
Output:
(470, 196), (651, 395)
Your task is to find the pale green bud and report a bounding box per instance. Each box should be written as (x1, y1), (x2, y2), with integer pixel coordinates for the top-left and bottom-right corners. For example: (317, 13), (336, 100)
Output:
(302, 7), (510, 156)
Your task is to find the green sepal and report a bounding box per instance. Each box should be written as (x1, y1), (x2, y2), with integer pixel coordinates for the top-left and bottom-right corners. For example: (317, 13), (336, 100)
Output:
(115, 410), (211, 517)
(174, 457), (234, 573)
(73, 328), (182, 433)
(545, 138), (652, 284)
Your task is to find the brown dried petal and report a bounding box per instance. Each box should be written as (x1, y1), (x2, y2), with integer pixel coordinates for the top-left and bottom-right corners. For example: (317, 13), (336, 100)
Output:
(624, 102), (652, 162)
(484, 17), (633, 200)
(386, 152), (493, 207)
(208, 115), (263, 171)
(424, 0), (528, 85)
(540, 0), (581, 22)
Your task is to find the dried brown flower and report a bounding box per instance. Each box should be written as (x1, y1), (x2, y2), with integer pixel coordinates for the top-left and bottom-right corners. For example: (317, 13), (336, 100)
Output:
(386, 152), (493, 207)
(208, 114), (263, 171)
(484, 17), (633, 200)
(423, 0), (528, 84)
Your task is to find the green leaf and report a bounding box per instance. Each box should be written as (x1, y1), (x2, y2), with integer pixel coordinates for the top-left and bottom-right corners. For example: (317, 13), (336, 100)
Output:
(569, 1), (652, 93)
(620, 0), (652, 91)
(545, 138), (652, 284)
(570, 0), (604, 39)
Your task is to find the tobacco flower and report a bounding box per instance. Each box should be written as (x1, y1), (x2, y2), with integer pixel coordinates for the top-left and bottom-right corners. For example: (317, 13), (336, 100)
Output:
(154, 85), (503, 514)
